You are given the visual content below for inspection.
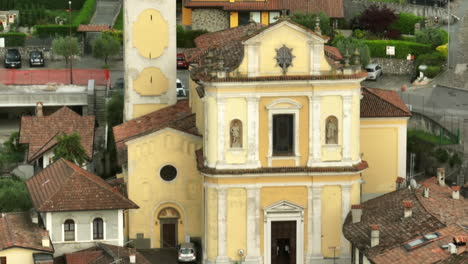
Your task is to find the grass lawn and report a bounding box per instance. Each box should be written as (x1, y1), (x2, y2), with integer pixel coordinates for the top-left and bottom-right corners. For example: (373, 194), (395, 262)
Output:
(408, 130), (456, 145)
(44, 9), (80, 23)
(113, 7), (123, 30)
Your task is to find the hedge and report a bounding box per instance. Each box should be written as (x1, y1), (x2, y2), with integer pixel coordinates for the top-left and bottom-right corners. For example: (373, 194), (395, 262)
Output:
(72, 0), (96, 26)
(37, 0), (86, 9)
(424, 65), (441, 78)
(391, 13), (424, 35)
(34, 25), (78, 38)
(364, 40), (432, 59)
(0, 32), (27, 47)
(177, 25), (207, 48)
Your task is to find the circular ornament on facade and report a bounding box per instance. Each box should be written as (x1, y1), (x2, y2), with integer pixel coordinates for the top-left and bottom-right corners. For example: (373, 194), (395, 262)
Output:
(133, 9), (168, 59)
(160, 165), (177, 181)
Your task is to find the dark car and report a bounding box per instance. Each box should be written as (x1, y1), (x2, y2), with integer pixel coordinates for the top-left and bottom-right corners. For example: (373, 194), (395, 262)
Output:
(29, 51), (45, 67)
(4, 48), (21, 68)
(177, 53), (189, 69)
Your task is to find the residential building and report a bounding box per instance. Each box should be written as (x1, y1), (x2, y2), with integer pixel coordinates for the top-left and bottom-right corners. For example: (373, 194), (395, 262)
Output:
(114, 19), (410, 264)
(0, 212), (54, 264)
(25, 159), (139, 257)
(343, 173), (468, 264)
(182, 0), (344, 32)
(19, 105), (95, 170)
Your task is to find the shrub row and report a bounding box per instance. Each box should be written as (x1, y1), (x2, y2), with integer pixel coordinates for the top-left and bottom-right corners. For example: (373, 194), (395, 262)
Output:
(37, 0), (86, 9)
(177, 25), (207, 48)
(72, 0), (96, 26)
(34, 25), (78, 38)
(0, 32), (27, 47)
(364, 39), (432, 59)
(391, 13), (424, 35)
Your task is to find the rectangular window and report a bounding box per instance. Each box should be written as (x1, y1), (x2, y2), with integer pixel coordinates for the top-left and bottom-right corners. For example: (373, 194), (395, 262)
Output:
(250, 12), (261, 23)
(93, 218), (104, 240)
(269, 11), (280, 23)
(273, 114), (294, 155)
(238, 12), (250, 25)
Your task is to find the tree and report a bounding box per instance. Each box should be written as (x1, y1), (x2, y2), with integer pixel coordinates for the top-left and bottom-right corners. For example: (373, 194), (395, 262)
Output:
(415, 27), (448, 48)
(0, 132), (26, 171)
(290, 12), (332, 36)
(0, 178), (32, 212)
(51, 36), (80, 65)
(53, 132), (87, 166)
(92, 34), (121, 66)
(104, 92), (124, 177)
(332, 34), (370, 67)
(359, 5), (397, 35)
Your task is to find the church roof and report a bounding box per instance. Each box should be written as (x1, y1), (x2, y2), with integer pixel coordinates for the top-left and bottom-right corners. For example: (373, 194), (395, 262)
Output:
(19, 107), (95, 163)
(26, 159), (139, 212)
(361, 87), (412, 118)
(184, 0), (344, 18)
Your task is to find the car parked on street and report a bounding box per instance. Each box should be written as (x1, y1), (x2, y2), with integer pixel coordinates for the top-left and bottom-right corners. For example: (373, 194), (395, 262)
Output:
(365, 64), (383, 81)
(29, 51), (45, 67)
(4, 48), (21, 68)
(177, 78), (187, 97)
(178, 242), (196, 262)
(177, 53), (189, 69)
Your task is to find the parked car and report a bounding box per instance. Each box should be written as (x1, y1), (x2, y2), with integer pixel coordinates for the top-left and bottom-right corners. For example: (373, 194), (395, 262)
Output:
(365, 64), (383, 81)
(4, 48), (21, 68)
(29, 51), (45, 67)
(178, 242), (196, 262)
(177, 78), (187, 97)
(177, 53), (189, 69)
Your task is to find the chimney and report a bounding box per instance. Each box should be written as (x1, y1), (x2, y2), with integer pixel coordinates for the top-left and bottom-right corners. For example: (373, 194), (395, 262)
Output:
(30, 210), (38, 224)
(437, 168), (446, 186)
(129, 248), (136, 263)
(396, 177), (405, 190)
(36, 102), (44, 117)
(448, 243), (457, 254)
(41, 230), (50, 248)
(351, 204), (363, 223)
(370, 224), (379, 247)
(422, 183), (430, 198)
(451, 186), (461, 200)
(403, 200), (413, 218)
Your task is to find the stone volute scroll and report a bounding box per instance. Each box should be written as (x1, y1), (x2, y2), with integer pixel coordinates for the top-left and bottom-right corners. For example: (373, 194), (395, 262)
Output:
(325, 116), (338, 144)
(230, 119), (243, 148)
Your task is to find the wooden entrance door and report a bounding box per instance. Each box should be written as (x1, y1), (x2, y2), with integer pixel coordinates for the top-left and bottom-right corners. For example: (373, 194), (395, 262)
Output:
(161, 221), (177, 248)
(271, 221), (296, 264)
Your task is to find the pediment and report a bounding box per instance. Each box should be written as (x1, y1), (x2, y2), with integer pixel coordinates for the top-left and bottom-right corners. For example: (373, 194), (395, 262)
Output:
(264, 200), (304, 213)
(266, 98), (303, 110)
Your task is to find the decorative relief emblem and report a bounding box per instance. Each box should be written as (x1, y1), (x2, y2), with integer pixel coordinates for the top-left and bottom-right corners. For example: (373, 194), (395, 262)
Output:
(275, 45), (295, 74)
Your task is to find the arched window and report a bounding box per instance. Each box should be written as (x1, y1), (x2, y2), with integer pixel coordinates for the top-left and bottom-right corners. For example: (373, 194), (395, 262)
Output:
(64, 219), (75, 241)
(325, 116), (338, 144)
(230, 119), (243, 148)
(93, 218), (104, 240)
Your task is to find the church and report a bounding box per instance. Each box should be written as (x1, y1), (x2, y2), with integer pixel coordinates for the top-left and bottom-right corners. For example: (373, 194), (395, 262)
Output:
(114, 1), (411, 264)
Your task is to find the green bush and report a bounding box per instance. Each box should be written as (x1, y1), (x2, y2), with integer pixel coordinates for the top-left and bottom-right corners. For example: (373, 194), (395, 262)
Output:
(352, 29), (368, 39)
(434, 148), (449, 163)
(449, 153), (462, 168)
(177, 25), (207, 48)
(332, 34), (371, 66)
(391, 13), (424, 35)
(290, 12), (332, 36)
(34, 25), (77, 38)
(73, 0), (96, 25)
(113, 8), (123, 30)
(415, 52), (446, 67)
(36, 0), (86, 9)
(103, 29), (123, 44)
(0, 178), (32, 212)
(415, 28), (448, 48)
(364, 39), (432, 59)
(0, 32), (26, 47)
(423, 65), (441, 78)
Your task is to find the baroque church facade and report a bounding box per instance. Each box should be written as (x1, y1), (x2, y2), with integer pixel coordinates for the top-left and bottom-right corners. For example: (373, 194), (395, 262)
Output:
(114, 2), (410, 264)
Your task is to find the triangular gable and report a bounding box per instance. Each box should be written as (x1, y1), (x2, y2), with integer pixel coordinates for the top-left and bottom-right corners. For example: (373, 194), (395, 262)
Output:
(264, 200), (304, 213)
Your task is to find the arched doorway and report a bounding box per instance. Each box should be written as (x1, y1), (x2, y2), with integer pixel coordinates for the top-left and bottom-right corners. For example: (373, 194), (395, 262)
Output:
(158, 207), (180, 248)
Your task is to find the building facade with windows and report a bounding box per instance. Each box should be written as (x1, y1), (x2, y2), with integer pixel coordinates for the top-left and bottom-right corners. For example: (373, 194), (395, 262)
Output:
(115, 19), (410, 264)
(25, 159), (139, 257)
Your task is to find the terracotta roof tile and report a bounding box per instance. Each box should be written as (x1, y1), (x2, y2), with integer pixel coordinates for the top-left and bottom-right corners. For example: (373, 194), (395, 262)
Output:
(0, 212), (53, 252)
(184, 0), (344, 18)
(77, 24), (110, 32)
(25, 159), (139, 212)
(195, 149), (368, 174)
(19, 107), (95, 163)
(65, 244), (151, 264)
(361, 87), (412, 118)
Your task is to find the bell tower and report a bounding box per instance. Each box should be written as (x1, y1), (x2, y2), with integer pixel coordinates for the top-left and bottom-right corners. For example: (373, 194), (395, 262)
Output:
(123, 0), (176, 121)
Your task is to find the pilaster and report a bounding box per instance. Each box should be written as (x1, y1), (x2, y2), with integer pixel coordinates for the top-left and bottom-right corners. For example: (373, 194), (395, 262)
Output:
(340, 184), (352, 258)
(216, 97), (226, 166)
(306, 186), (323, 262)
(245, 187), (262, 264)
(247, 97), (261, 167)
(216, 187), (230, 264)
(342, 95), (353, 161)
(308, 96), (321, 166)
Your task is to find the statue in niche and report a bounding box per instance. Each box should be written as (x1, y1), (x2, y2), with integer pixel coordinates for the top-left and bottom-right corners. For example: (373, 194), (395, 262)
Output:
(326, 116), (338, 144)
(230, 119), (242, 148)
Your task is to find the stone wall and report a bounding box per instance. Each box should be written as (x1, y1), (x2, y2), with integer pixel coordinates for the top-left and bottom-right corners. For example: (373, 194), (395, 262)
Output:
(192, 9), (229, 32)
(344, 0), (453, 23)
(369, 58), (414, 75)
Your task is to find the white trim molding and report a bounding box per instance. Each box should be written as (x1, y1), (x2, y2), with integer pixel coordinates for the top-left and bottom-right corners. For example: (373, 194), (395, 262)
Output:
(342, 95), (353, 161)
(340, 185), (352, 259)
(216, 187), (230, 264)
(308, 96), (322, 165)
(245, 187), (262, 264)
(118, 209), (124, 246)
(247, 43), (260, 77)
(307, 186), (323, 262)
(216, 97), (226, 167)
(247, 97), (261, 168)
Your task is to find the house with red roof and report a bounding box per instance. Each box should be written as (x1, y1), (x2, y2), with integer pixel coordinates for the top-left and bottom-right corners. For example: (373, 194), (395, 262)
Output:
(25, 159), (139, 257)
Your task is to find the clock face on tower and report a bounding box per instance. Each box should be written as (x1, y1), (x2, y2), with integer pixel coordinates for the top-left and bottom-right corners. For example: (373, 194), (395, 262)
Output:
(133, 9), (168, 59)
(133, 67), (169, 96)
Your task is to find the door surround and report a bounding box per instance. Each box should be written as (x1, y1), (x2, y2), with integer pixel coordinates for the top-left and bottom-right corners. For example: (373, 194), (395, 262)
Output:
(264, 200), (304, 264)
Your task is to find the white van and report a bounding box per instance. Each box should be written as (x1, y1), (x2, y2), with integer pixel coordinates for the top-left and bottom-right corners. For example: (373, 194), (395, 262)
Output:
(178, 242), (196, 262)
(365, 64), (383, 81)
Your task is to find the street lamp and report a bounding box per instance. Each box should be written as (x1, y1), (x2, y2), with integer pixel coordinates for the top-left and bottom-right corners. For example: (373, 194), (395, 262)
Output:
(68, 0), (73, 84)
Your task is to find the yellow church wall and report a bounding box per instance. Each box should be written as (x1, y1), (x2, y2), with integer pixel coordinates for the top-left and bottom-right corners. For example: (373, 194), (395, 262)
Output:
(258, 96), (309, 167)
(126, 129), (203, 247)
(189, 78), (205, 135)
(133, 104), (167, 119)
(206, 187), (218, 260)
(0, 248), (43, 264)
(225, 98), (248, 164)
(226, 188), (247, 260)
(321, 96), (343, 161)
(351, 182), (361, 206)
(321, 185), (342, 258)
(206, 96), (218, 166)
(204, 174), (361, 186)
(182, 7), (192, 26)
(230, 12), (238, 28)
